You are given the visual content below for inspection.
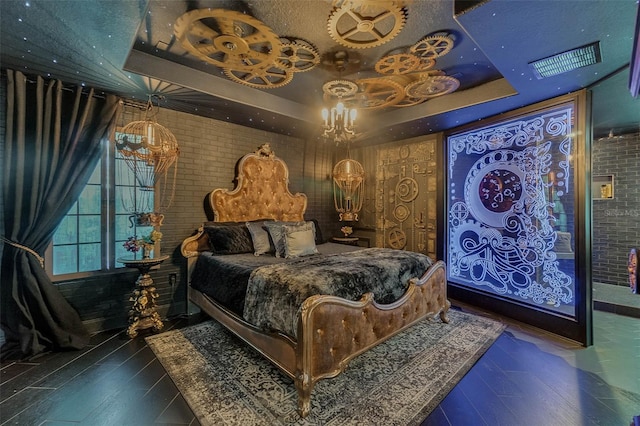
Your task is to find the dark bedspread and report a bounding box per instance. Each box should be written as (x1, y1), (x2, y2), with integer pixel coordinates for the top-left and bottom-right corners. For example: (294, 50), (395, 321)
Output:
(243, 248), (434, 338)
(190, 244), (434, 339)
(190, 242), (359, 315)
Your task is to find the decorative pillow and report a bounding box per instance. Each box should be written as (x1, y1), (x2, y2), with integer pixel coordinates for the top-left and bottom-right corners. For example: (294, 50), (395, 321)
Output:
(204, 222), (253, 255)
(283, 222), (318, 258)
(263, 221), (304, 258)
(309, 218), (325, 245)
(246, 220), (275, 256)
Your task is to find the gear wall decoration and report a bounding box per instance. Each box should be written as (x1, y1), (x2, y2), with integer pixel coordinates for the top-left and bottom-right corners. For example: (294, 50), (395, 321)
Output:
(224, 63), (293, 89)
(175, 9), (318, 89)
(405, 75), (460, 98)
(174, 9), (282, 71)
(278, 39), (320, 73)
(355, 76), (405, 109)
(328, 2), (407, 49)
(410, 34), (455, 59)
(322, 79), (360, 99)
(374, 53), (421, 75)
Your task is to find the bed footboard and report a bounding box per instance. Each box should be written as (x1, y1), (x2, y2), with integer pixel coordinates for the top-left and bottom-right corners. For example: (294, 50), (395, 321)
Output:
(294, 260), (448, 417)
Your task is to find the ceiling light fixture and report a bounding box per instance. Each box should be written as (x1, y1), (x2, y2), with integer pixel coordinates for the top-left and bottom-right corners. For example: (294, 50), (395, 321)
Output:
(529, 41), (601, 79)
(321, 99), (357, 145)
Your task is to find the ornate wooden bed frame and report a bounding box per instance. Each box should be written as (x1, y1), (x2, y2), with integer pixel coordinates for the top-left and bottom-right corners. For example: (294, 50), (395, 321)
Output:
(181, 144), (450, 417)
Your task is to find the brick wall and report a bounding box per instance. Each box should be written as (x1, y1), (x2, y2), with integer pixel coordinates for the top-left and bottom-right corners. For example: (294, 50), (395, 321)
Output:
(592, 132), (640, 287)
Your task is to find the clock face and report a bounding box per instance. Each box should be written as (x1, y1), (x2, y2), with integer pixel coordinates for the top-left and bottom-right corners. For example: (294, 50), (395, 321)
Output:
(478, 169), (522, 213)
(465, 159), (525, 228)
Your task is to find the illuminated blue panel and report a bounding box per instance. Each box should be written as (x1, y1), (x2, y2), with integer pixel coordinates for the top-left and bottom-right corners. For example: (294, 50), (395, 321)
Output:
(447, 104), (576, 316)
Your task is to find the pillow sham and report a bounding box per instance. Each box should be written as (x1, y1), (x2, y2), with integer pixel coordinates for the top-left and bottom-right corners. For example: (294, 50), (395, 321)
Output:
(246, 220), (275, 256)
(204, 222), (253, 255)
(263, 221), (305, 258)
(283, 222), (318, 258)
(309, 218), (325, 245)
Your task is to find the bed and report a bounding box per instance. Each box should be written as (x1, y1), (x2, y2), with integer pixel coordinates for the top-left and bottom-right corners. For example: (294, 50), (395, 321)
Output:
(180, 144), (450, 417)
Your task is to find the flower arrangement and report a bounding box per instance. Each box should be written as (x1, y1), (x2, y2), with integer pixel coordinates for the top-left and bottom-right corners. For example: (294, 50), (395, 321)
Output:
(340, 226), (353, 237)
(123, 230), (163, 254)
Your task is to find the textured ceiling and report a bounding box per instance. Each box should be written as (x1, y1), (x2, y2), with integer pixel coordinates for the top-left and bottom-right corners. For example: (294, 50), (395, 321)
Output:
(1, 0), (638, 143)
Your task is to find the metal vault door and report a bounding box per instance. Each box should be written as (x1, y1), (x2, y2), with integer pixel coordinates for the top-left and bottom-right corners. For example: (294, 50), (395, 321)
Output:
(376, 140), (438, 259)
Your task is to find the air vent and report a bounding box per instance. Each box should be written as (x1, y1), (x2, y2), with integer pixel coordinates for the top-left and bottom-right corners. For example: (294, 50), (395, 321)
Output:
(529, 42), (601, 79)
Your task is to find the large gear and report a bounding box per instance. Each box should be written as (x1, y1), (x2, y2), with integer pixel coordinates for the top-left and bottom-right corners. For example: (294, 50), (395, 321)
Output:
(355, 76), (405, 110)
(327, 2), (407, 49)
(224, 62), (293, 89)
(278, 39), (320, 73)
(174, 9), (282, 71)
(322, 79), (360, 99)
(374, 53), (421, 75)
(410, 34), (455, 59)
(405, 75), (460, 98)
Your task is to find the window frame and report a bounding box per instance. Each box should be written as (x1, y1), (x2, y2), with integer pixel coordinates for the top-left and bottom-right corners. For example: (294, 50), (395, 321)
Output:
(45, 128), (155, 281)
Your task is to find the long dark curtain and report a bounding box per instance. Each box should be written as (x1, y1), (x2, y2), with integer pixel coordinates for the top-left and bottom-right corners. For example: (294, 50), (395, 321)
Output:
(1, 70), (120, 360)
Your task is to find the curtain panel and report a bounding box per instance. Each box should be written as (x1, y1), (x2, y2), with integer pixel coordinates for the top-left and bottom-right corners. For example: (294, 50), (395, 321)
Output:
(1, 69), (120, 360)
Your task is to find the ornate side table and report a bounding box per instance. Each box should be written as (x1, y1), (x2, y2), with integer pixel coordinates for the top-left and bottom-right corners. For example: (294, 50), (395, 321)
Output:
(117, 255), (169, 338)
(331, 236), (360, 246)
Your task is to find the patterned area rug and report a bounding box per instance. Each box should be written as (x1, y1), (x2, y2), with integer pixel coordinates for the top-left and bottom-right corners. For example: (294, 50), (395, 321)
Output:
(146, 309), (505, 425)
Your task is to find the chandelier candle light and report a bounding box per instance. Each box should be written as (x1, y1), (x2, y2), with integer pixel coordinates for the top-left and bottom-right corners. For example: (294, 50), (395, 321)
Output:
(322, 99), (357, 144)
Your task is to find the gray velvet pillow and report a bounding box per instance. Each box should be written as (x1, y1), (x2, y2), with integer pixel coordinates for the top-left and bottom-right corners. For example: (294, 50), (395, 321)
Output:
(263, 221), (304, 258)
(246, 221), (274, 256)
(283, 222), (318, 258)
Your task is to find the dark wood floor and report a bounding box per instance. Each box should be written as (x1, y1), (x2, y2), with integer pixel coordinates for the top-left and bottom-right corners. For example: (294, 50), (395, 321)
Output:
(2, 305), (639, 425)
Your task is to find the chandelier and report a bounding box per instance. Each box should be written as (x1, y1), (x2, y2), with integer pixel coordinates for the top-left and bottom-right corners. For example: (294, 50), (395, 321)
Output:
(332, 157), (365, 222)
(115, 98), (180, 227)
(321, 99), (357, 144)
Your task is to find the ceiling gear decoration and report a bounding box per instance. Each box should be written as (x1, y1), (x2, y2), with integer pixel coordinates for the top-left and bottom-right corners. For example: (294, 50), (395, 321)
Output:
(391, 94), (428, 108)
(322, 79), (360, 99)
(414, 56), (437, 72)
(405, 75), (460, 98)
(327, 2), (408, 49)
(410, 34), (455, 59)
(355, 76), (406, 109)
(278, 38), (320, 73)
(174, 9), (282, 71)
(224, 62), (294, 89)
(374, 53), (421, 75)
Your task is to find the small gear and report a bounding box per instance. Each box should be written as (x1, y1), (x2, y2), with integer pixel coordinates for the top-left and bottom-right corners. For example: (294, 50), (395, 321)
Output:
(374, 53), (421, 75)
(355, 76), (405, 110)
(410, 34), (455, 59)
(387, 228), (407, 249)
(322, 79), (360, 98)
(224, 62), (294, 89)
(174, 9), (282, 71)
(414, 57), (437, 71)
(405, 75), (460, 98)
(278, 39), (320, 73)
(328, 2), (407, 49)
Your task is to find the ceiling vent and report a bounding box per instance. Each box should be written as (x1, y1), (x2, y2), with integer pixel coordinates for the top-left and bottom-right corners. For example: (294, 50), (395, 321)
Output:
(529, 42), (601, 79)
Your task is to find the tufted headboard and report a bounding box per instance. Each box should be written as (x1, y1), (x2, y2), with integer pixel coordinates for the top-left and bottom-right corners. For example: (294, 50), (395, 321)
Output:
(181, 144), (306, 258)
(209, 144), (307, 222)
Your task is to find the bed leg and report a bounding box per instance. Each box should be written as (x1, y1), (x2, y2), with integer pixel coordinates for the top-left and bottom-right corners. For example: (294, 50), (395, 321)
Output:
(440, 300), (451, 323)
(295, 373), (312, 417)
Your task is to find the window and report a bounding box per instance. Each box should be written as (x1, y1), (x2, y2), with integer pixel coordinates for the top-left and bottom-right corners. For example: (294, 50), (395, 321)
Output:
(47, 131), (154, 278)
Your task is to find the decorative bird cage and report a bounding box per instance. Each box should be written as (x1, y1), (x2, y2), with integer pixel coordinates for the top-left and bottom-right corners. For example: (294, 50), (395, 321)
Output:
(332, 158), (365, 222)
(115, 101), (179, 228)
